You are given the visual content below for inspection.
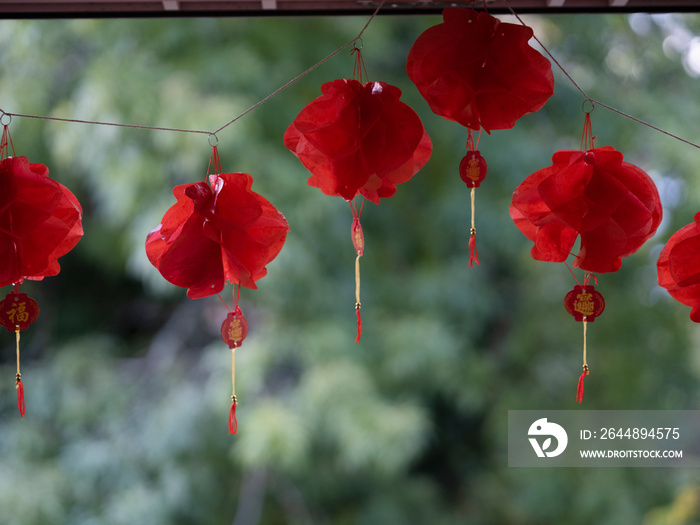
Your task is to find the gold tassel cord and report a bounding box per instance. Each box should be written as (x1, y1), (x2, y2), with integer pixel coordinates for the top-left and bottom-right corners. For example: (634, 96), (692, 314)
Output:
(471, 186), (476, 233)
(231, 346), (236, 400)
(229, 344), (238, 435)
(582, 317), (588, 370)
(355, 254), (361, 308)
(468, 186), (480, 267)
(576, 316), (590, 404)
(15, 326), (20, 379)
(15, 325), (25, 417)
(355, 253), (362, 343)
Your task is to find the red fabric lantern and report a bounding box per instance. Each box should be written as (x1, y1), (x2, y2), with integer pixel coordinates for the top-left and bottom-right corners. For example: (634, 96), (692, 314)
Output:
(407, 7), (554, 265)
(657, 212), (700, 322)
(406, 7), (554, 133)
(284, 70), (431, 342)
(146, 146), (288, 434)
(0, 124), (83, 417)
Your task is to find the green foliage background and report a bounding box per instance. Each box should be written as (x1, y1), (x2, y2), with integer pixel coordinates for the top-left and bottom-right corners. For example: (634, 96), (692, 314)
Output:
(0, 10), (700, 525)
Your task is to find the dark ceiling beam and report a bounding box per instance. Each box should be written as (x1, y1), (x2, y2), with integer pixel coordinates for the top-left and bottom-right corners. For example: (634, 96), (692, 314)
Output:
(0, 0), (697, 18)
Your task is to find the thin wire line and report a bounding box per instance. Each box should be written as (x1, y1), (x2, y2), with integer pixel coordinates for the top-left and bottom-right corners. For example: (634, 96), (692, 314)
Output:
(0, 108), (212, 136)
(212, 0), (385, 135)
(500, 0), (700, 150)
(0, 0), (386, 140)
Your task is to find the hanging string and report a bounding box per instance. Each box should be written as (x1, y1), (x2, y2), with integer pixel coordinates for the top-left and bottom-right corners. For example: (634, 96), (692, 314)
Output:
(214, 1), (384, 135)
(466, 128), (482, 152)
(465, 129), (483, 268)
(0, 107), (212, 137)
(352, 39), (370, 84)
(229, 343), (238, 435)
(576, 316), (589, 404)
(583, 271), (598, 287)
(15, 328), (24, 417)
(350, 197), (365, 343)
(217, 293), (233, 313)
(228, 283), (242, 434)
(1, 123), (16, 160)
(469, 187), (479, 268)
(15, 326), (24, 417)
(580, 110), (595, 151)
(205, 142), (224, 182)
(500, 0), (700, 151)
(0, 0), (387, 142)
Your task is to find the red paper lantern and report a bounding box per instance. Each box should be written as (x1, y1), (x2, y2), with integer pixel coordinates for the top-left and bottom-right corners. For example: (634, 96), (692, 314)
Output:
(0, 124), (83, 417)
(657, 212), (700, 322)
(407, 7), (553, 266)
(0, 155), (83, 287)
(283, 78), (432, 205)
(406, 7), (554, 133)
(146, 171), (289, 298)
(510, 113), (662, 403)
(146, 146), (288, 434)
(510, 146), (662, 274)
(285, 72), (431, 342)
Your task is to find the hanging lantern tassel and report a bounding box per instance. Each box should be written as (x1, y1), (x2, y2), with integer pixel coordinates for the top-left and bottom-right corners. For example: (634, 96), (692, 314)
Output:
(351, 206), (365, 343)
(564, 283), (604, 404)
(221, 305), (248, 435)
(459, 149), (487, 268)
(469, 188), (479, 268)
(229, 345), (238, 435)
(576, 318), (589, 404)
(0, 289), (39, 418)
(15, 327), (25, 418)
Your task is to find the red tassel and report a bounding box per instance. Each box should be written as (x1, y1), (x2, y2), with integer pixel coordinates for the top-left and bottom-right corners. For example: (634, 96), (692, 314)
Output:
(355, 305), (362, 343)
(576, 365), (589, 404)
(16, 377), (25, 418)
(228, 398), (238, 435)
(469, 230), (480, 268)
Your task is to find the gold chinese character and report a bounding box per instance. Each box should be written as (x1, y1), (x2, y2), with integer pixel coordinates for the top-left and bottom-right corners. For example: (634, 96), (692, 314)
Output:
(573, 293), (595, 317)
(228, 319), (243, 341)
(465, 157), (482, 181)
(6, 302), (28, 324)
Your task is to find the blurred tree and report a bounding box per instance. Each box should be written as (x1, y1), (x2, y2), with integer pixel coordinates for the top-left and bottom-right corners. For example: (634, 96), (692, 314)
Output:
(0, 10), (699, 525)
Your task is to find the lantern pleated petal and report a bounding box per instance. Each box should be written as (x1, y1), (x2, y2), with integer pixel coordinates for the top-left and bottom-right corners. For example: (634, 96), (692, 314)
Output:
(406, 7), (554, 133)
(510, 147), (662, 273)
(146, 172), (289, 298)
(283, 78), (432, 204)
(657, 212), (700, 322)
(0, 155), (83, 287)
